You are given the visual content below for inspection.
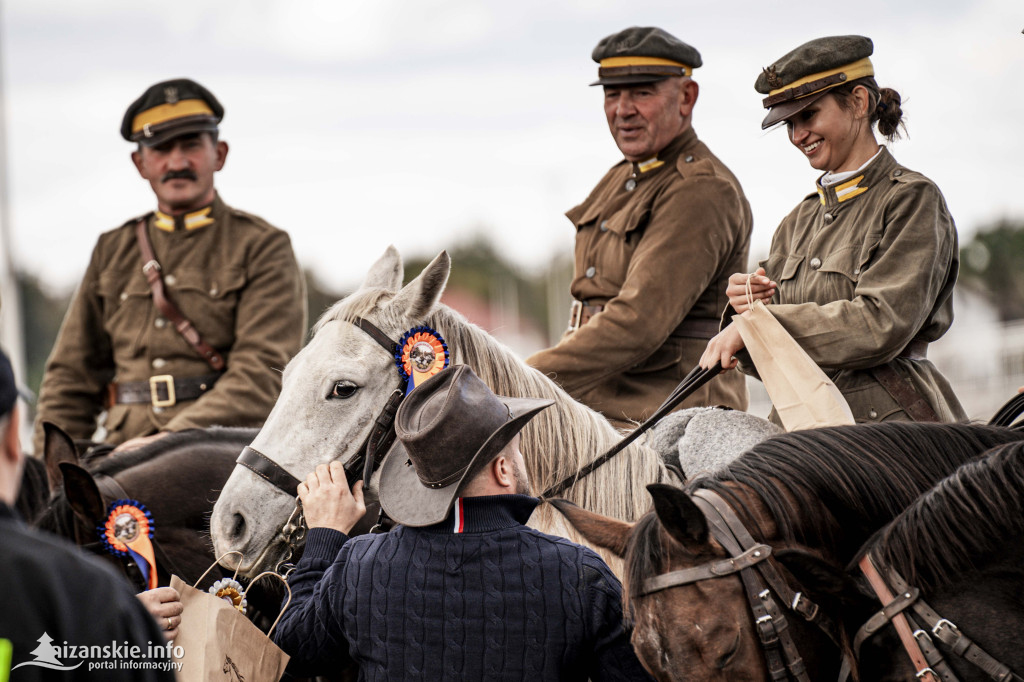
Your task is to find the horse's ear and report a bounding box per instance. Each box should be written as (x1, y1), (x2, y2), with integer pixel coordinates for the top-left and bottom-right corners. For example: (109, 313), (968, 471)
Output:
(647, 483), (707, 545)
(43, 422), (80, 493)
(360, 245), (404, 293)
(60, 462), (105, 525)
(548, 498), (632, 557)
(389, 250), (450, 323)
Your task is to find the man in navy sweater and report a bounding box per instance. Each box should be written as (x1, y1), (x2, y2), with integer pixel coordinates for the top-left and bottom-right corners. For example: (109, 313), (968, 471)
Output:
(273, 365), (652, 680)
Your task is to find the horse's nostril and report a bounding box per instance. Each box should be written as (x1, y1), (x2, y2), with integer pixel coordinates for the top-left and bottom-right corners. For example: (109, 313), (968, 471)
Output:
(231, 513), (246, 541)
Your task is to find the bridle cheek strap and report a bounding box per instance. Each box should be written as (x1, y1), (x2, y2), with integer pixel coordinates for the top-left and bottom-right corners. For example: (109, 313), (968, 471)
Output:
(237, 446), (302, 497)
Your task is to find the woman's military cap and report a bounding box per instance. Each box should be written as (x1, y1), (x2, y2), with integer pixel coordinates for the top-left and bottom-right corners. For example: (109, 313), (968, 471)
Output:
(756, 35), (874, 129)
(591, 26), (702, 86)
(120, 78), (223, 147)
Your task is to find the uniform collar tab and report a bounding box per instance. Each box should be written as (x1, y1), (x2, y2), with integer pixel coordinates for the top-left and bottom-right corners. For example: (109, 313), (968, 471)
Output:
(153, 202), (216, 232)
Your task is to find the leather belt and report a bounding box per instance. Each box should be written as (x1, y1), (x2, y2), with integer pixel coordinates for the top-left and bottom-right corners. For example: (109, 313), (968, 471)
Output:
(567, 299), (720, 340)
(106, 373), (221, 408)
(870, 339), (939, 422)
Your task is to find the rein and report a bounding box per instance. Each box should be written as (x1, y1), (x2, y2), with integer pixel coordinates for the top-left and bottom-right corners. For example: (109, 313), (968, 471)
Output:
(235, 316), (405, 575)
(851, 552), (1024, 682)
(636, 489), (845, 682)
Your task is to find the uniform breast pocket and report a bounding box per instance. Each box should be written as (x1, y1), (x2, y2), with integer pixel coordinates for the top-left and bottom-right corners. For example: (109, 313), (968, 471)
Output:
(169, 268), (247, 347)
(97, 271), (152, 345)
(815, 245), (863, 303)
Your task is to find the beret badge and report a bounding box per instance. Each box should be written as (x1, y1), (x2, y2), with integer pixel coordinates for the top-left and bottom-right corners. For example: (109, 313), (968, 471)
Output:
(763, 65), (782, 90)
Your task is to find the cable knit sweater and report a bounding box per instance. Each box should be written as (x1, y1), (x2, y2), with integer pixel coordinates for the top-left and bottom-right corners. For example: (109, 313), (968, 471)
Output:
(273, 494), (652, 681)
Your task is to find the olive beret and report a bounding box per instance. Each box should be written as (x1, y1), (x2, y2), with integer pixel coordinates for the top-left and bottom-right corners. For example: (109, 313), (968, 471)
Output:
(591, 26), (702, 87)
(120, 78), (223, 147)
(755, 35), (874, 129)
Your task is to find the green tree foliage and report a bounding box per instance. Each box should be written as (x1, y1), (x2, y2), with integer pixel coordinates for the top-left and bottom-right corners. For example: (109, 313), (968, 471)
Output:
(959, 219), (1024, 322)
(18, 272), (70, 396)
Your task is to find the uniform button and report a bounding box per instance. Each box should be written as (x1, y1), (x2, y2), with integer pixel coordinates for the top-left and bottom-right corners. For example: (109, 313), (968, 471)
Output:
(119, 292), (128, 302)
(599, 221), (609, 232)
(164, 274), (177, 286)
(823, 213), (834, 224)
(154, 317), (167, 329)
(153, 406), (164, 414)
(810, 257), (822, 270)
(869, 408), (878, 419)
(853, 268), (861, 275)
(152, 358), (166, 369)
(209, 286), (219, 296)
(624, 178), (637, 191)
(684, 155), (694, 163)
(585, 266), (596, 278)
(893, 169), (903, 177)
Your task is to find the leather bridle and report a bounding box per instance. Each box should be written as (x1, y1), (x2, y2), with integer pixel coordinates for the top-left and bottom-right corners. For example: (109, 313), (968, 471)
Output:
(850, 552), (1024, 682)
(234, 316), (405, 575)
(635, 489), (845, 682)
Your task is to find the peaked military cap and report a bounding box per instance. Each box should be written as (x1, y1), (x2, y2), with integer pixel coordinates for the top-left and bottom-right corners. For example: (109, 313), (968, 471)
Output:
(756, 35), (874, 129)
(120, 78), (223, 147)
(591, 26), (702, 86)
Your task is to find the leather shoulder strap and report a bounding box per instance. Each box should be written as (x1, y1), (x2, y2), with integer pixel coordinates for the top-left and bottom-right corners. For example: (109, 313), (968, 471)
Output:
(135, 219), (226, 371)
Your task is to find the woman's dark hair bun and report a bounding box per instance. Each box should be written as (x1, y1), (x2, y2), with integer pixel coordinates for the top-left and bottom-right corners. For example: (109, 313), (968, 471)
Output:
(876, 87), (904, 141)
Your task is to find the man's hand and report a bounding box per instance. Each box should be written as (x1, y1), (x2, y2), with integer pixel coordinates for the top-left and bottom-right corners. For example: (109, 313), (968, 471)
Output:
(700, 320), (747, 371)
(114, 431), (172, 453)
(137, 586), (183, 641)
(297, 462), (367, 534)
(726, 268), (776, 314)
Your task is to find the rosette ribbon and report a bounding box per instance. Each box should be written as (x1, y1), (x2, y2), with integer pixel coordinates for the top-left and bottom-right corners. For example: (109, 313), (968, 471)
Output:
(98, 499), (158, 590)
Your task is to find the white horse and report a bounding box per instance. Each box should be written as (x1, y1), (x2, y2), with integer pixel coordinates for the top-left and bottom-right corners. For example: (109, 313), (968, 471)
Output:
(211, 247), (677, 575)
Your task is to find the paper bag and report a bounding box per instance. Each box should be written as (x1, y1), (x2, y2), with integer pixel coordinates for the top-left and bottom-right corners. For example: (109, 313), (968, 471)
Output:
(732, 296), (854, 431)
(170, 569), (291, 682)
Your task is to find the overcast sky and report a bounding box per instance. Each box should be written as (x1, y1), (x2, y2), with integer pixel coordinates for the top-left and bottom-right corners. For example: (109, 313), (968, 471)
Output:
(2, 0), (1022, 295)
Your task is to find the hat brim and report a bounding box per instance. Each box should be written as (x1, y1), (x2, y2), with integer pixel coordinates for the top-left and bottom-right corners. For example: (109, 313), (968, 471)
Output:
(760, 89), (830, 130)
(379, 395), (553, 527)
(590, 74), (671, 87)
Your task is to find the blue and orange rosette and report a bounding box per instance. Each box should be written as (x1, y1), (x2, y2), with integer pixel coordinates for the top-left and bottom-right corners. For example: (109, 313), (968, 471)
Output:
(98, 499), (158, 591)
(395, 326), (449, 394)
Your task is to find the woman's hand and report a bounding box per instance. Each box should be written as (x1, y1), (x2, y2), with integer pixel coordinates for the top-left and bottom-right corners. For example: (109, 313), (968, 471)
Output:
(727, 268), (776, 314)
(297, 462), (366, 534)
(137, 586), (183, 641)
(700, 321), (747, 371)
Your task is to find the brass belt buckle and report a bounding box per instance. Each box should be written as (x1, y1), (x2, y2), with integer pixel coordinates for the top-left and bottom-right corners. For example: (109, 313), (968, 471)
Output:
(149, 375), (176, 408)
(568, 300), (583, 332)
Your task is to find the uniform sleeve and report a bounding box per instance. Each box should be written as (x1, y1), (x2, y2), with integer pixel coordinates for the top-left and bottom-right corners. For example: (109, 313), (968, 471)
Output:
(162, 229), (306, 431)
(767, 181), (957, 369)
(581, 558), (655, 681)
(528, 175), (745, 395)
(32, 241), (114, 454)
(273, 528), (356, 677)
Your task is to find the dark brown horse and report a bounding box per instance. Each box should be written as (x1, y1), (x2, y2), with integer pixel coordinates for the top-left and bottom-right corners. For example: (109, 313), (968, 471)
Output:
(783, 439), (1024, 681)
(551, 422), (1024, 682)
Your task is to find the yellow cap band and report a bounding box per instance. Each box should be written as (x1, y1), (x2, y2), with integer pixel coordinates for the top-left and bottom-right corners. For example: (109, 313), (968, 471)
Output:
(132, 99), (215, 134)
(600, 56), (692, 76)
(769, 57), (874, 97)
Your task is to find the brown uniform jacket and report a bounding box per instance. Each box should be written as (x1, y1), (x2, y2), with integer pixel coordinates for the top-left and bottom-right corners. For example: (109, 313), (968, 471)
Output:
(528, 127), (751, 424)
(746, 148), (966, 423)
(33, 194), (306, 453)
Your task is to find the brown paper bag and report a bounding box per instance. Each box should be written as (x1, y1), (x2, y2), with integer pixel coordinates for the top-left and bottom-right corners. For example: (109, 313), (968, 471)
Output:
(170, 567), (291, 682)
(732, 294), (854, 431)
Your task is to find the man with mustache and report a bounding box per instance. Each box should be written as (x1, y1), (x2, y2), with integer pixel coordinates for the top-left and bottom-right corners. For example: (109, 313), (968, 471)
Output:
(33, 79), (305, 454)
(527, 27), (752, 426)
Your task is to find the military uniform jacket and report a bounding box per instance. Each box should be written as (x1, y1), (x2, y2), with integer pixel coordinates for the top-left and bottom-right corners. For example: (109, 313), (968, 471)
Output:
(528, 127), (752, 424)
(33, 194), (306, 452)
(750, 148), (966, 422)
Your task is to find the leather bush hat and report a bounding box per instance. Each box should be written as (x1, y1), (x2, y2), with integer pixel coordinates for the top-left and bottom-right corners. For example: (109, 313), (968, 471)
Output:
(121, 78), (223, 147)
(379, 365), (553, 527)
(591, 26), (701, 86)
(756, 35), (874, 129)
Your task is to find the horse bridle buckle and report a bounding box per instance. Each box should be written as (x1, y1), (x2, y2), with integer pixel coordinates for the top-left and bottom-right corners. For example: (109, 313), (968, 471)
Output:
(149, 375), (176, 407)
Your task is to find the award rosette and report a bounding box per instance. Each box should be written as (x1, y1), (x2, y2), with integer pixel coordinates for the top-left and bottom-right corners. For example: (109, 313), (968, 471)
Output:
(98, 499), (159, 590)
(395, 326), (449, 394)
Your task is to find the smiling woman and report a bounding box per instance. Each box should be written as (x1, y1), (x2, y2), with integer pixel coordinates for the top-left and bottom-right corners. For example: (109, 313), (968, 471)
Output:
(700, 35), (967, 426)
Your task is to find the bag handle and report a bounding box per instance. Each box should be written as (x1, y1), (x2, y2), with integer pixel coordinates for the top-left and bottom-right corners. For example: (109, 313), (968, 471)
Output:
(194, 551), (243, 588)
(745, 272), (754, 310)
(248, 571), (293, 639)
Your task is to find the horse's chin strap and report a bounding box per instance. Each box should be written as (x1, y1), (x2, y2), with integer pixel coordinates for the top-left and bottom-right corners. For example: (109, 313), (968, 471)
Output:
(851, 553), (1024, 682)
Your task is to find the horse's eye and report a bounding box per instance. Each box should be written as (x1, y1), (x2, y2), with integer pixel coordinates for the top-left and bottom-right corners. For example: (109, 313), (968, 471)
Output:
(329, 381), (358, 399)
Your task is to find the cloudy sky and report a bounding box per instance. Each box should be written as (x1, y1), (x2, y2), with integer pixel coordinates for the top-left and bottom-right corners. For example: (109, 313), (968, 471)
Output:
(2, 0), (1022, 296)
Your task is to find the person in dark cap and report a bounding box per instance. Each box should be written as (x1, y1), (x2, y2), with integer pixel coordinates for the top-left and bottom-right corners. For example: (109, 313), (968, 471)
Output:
(701, 36), (966, 424)
(528, 26), (752, 427)
(32, 78), (306, 455)
(273, 365), (652, 681)
(0, 348), (177, 680)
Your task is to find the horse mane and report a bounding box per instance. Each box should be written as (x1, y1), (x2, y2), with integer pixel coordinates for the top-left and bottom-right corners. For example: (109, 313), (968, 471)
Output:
(686, 422), (1024, 562)
(864, 439), (1024, 593)
(88, 427), (259, 478)
(318, 287), (669, 526)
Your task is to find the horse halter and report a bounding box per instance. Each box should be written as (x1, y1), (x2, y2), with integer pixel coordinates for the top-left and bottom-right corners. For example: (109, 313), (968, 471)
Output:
(850, 552), (1024, 682)
(235, 316), (405, 575)
(636, 489), (844, 682)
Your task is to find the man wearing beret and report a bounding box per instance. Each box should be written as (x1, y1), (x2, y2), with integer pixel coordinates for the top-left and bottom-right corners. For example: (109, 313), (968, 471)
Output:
(32, 78), (306, 454)
(528, 27), (752, 426)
